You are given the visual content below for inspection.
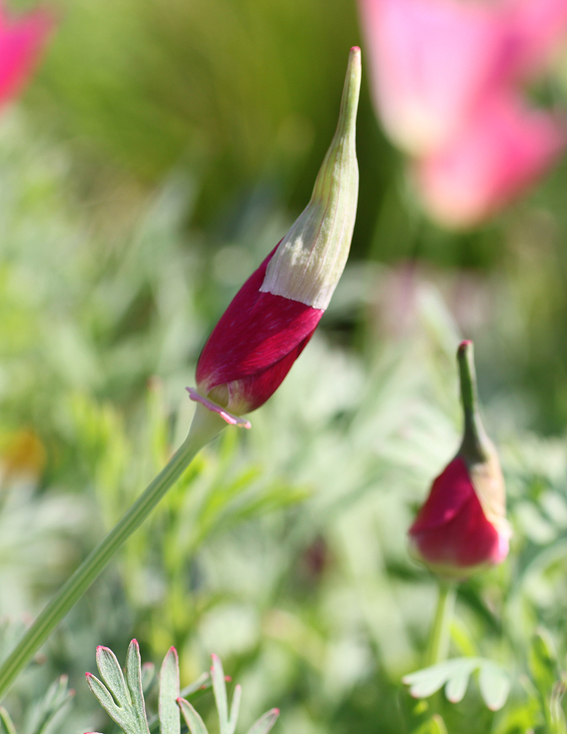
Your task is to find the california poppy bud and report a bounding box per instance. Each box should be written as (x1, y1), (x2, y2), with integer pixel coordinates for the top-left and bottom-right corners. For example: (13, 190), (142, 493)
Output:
(408, 340), (510, 579)
(188, 47), (361, 427)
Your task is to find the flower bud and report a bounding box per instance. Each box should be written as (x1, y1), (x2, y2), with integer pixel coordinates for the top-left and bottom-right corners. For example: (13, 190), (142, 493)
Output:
(188, 47), (361, 427)
(408, 341), (510, 579)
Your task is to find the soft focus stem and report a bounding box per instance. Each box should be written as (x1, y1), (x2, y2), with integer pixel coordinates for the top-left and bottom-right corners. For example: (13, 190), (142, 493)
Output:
(426, 582), (456, 667)
(0, 403), (227, 700)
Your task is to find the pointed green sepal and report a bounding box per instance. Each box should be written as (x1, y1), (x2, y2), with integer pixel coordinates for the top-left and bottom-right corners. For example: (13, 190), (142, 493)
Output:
(259, 46), (361, 309)
(456, 340), (508, 530)
(457, 340), (492, 463)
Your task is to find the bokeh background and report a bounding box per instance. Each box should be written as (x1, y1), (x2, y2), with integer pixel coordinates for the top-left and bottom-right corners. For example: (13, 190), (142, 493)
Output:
(4, 0), (567, 732)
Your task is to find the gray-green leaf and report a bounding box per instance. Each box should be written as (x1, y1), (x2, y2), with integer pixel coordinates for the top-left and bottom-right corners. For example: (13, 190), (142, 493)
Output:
(178, 698), (209, 734)
(25, 675), (75, 734)
(0, 706), (17, 734)
(246, 708), (280, 734)
(159, 648), (180, 734)
(403, 658), (510, 712)
(478, 661), (511, 711)
(86, 641), (151, 734)
(211, 655), (229, 734)
(126, 641), (150, 733)
(96, 645), (131, 709)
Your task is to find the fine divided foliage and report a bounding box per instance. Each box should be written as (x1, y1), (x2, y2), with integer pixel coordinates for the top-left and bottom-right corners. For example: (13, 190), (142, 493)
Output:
(403, 657), (512, 711)
(0, 675), (74, 734)
(85, 640), (279, 734)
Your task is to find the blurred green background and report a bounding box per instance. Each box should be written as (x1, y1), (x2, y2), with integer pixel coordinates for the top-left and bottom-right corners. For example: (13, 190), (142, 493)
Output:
(4, 0), (567, 732)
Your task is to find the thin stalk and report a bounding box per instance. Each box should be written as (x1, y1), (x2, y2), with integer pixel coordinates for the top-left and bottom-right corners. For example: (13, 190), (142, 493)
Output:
(426, 582), (456, 667)
(0, 404), (227, 700)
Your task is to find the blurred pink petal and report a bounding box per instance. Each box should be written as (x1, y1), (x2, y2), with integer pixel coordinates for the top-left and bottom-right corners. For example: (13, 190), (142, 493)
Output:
(0, 2), (54, 108)
(503, 0), (567, 76)
(358, 0), (509, 154)
(414, 92), (565, 228)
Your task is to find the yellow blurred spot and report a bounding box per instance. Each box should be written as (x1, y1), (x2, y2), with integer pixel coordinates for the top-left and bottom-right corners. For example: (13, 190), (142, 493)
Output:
(0, 429), (47, 485)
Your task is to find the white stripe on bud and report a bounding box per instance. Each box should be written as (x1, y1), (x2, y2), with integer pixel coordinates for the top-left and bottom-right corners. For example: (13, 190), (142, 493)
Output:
(259, 46), (361, 309)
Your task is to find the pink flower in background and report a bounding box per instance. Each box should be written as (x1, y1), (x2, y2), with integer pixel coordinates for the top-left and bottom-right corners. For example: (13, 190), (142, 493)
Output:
(188, 48), (361, 427)
(358, 0), (508, 155)
(408, 341), (510, 579)
(0, 1), (54, 109)
(503, 0), (567, 77)
(359, 0), (567, 227)
(415, 92), (565, 228)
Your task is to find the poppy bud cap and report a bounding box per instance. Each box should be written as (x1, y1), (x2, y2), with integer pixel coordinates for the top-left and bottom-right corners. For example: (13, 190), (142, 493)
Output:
(259, 46), (361, 309)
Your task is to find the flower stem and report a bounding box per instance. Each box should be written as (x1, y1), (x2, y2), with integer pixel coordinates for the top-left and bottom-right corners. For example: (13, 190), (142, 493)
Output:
(426, 582), (456, 667)
(0, 404), (227, 700)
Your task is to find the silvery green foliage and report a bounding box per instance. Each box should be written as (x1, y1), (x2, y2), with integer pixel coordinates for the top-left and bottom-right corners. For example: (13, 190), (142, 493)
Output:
(0, 675), (74, 734)
(86, 641), (150, 734)
(403, 657), (511, 711)
(86, 641), (279, 734)
(0, 476), (87, 619)
(178, 654), (278, 734)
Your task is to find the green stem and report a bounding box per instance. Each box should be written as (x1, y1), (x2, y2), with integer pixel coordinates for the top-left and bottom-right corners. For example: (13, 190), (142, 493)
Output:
(0, 404), (227, 700)
(426, 582), (456, 667)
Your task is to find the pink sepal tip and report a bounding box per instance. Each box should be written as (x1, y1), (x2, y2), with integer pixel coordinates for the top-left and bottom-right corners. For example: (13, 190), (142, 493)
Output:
(186, 387), (251, 429)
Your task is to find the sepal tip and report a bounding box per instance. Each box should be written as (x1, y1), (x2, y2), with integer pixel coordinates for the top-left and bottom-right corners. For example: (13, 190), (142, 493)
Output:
(186, 388), (251, 429)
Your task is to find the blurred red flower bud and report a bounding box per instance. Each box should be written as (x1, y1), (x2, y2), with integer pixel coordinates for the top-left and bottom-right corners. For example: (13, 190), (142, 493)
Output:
(408, 341), (510, 579)
(0, 1), (55, 109)
(188, 48), (361, 427)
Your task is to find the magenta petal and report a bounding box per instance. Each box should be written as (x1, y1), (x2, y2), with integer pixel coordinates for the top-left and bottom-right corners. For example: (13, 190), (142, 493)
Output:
(502, 0), (567, 76)
(409, 458), (508, 573)
(0, 5), (54, 108)
(415, 91), (565, 227)
(196, 246), (324, 416)
(409, 458), (474, 534)
(359, 0), (509, 154)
